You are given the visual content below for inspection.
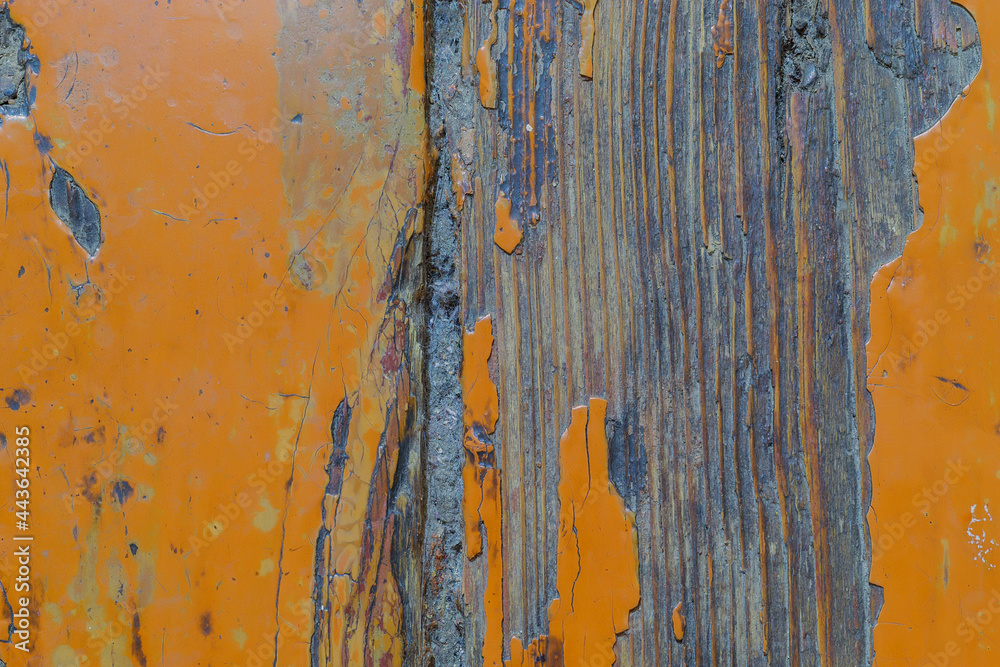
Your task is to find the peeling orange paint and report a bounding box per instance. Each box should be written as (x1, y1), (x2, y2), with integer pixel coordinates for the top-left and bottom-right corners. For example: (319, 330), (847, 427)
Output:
(459, 328), (640, 667)
(672, 602), (685, 642)
(476, 0), (500, 108)
(410, 0), (427, 96)
(494, 192), (522, 253)
(460, 316), (505, 667)
(0, 0), (425, 663)
(461, 317), (500, 439)
(867, 1), (1000, 663)
(711, 0), (734, 68)
(506, 399), (641, 666)
(478, 467), (505, 667)
(579, 0), (599, 79)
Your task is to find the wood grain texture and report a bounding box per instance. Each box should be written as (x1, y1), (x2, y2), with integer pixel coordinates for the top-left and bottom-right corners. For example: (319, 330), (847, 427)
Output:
(424, 0), (982, 664)
(0, 0), (984, 663)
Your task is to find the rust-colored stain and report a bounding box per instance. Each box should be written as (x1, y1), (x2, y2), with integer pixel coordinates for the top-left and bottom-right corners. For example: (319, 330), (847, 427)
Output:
(711, 0), (734, 68)
(506, 399), (641, 666)
(460, 316), (505, 666)
(868, 0), (1000, 663)
(0, 0), (425, 663)
(476, 0), (500, 108)
(493, 192), (522, 254)
(672, 601), (685, 642)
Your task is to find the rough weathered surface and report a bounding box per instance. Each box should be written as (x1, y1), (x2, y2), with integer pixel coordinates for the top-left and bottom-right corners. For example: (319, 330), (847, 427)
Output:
(0, 0), (427, 664)
(0, 0), (986, 664)
(0, 7), (33, 118)
(426, 0), (981, 664)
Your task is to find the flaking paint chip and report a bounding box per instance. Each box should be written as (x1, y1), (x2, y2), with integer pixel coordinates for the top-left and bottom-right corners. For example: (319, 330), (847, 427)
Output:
(49, 164), (101, 257)
(493, 192), (522, 254)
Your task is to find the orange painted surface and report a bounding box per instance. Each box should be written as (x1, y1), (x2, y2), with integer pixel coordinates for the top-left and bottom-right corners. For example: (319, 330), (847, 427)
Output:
(0, 0), (425, 664)
(493, 192), (522, 254)
(460, 316), (505, 666)
(506, 399), (641, 666)
(867, 1), (1000, 664)
(460, 317), (639, 666)
(477, 468), (505, 667)
(710, 0), (733, 68)
(578, 0), (599, 79)
(672, 602), (685, 642)
(476, 0), (499, 109)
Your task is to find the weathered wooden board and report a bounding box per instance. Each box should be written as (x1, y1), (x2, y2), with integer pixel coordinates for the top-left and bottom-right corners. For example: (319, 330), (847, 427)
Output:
(422, 0), (982, 664)
(0, 0), (989, 664)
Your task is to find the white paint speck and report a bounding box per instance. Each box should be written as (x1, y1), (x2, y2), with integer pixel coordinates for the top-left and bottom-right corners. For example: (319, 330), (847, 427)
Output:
(968, 503), (999, 570)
